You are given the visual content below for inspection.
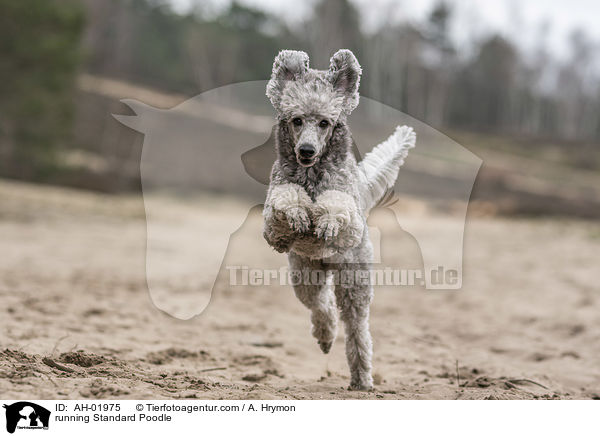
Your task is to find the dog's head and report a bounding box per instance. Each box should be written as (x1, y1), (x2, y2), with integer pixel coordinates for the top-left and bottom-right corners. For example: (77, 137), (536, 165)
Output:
(266, 49), (361, 167)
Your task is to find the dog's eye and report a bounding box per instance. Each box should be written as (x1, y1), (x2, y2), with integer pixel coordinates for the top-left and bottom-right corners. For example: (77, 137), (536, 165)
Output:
(292, 118), (303, 126)
(319, 120), (329, 128)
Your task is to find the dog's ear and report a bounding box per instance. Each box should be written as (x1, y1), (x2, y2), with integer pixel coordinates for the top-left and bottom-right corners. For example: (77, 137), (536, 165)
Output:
(328, 49), (362, 114)
(266, 50), (309, 109)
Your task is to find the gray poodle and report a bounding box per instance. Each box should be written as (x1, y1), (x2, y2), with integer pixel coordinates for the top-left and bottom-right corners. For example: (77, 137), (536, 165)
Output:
(262, 49), (416, 390)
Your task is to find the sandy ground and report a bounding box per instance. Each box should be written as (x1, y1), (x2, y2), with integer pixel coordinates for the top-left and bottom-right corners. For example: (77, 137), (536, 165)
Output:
(1, 179), (599, 400)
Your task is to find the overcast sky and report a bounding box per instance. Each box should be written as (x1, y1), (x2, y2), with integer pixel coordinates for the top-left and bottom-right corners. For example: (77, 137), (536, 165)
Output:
(171, 0), (600, 59)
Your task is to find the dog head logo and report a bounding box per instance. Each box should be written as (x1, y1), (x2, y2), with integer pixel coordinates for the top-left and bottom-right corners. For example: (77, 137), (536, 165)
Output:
(3, 402), (50, 434)
(114, 61), (481, 320)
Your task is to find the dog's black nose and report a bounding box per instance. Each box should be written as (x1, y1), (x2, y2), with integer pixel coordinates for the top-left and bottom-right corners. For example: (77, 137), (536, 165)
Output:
(298, 144), (316, 158)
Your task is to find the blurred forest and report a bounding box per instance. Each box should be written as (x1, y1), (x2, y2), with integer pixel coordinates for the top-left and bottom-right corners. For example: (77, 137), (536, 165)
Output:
(81, 0), (600, 141)
(1, 0), (599, 215)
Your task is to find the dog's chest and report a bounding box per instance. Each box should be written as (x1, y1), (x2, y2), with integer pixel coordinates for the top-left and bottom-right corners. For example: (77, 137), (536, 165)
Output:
(281, 156), (355, 200)
(297, 167), (339, 201)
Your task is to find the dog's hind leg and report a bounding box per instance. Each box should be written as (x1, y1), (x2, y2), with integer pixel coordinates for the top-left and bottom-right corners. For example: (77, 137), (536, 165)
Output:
(288, 252), (338, 354)
(334, 263), (374, 391)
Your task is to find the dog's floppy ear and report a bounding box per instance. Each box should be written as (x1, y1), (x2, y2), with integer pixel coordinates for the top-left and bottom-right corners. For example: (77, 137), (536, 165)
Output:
(266, 50), (309, 109)
(328, 49), (362, 115)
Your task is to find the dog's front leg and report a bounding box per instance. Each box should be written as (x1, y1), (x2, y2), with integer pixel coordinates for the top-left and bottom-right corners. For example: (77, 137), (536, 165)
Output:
(263, 183), (312, 252)
(313, 190), (364, 249)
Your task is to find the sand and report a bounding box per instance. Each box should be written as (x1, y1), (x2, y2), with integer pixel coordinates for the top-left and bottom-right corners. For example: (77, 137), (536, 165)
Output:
(1, 179), (599, 399)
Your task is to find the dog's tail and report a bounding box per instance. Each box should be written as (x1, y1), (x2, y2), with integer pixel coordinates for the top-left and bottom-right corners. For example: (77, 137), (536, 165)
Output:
(357, 125), (416, 212)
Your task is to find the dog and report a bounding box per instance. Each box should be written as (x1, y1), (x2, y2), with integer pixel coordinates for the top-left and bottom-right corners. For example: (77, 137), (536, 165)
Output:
(262, 49), (416, 390)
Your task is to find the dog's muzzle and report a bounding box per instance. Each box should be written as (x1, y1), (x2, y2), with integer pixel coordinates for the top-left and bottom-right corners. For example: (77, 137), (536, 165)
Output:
(297, 144), (317, 167)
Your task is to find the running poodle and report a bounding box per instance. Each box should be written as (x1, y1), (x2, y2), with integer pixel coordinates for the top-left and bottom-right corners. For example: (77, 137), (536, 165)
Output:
(263, 49), (416, 390)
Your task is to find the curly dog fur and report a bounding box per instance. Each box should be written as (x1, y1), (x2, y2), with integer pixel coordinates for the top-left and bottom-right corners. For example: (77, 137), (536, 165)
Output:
(263, 49), (416, 390)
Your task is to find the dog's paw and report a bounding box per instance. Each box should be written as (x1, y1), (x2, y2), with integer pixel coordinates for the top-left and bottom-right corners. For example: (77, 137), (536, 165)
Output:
(267, 184), (312, 233)
(314, 215), (341, 240)
(318, 340), (333, 354)
(348, 379), (374, 391)
(285, 206), (311, 233)
(333, 219), (364, 249)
